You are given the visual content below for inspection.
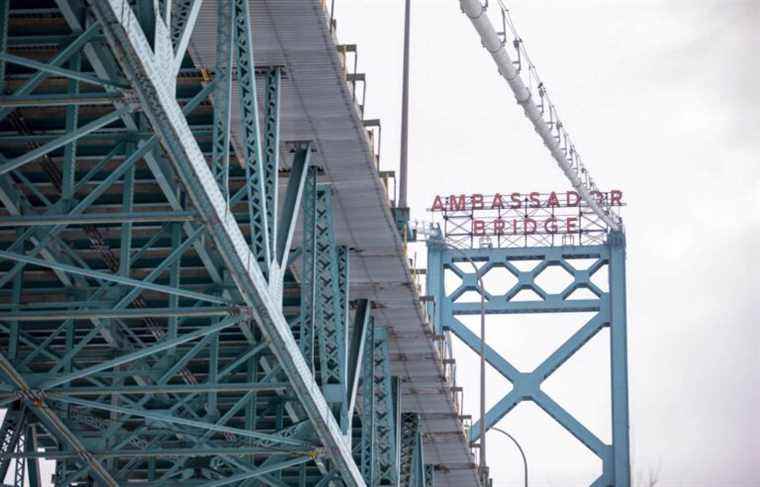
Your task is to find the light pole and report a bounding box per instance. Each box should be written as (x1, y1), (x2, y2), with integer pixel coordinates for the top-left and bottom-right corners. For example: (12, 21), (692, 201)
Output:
(398, 0), (410, 208)
(492, 427), (528, 487)
(427, 230), (488, 485)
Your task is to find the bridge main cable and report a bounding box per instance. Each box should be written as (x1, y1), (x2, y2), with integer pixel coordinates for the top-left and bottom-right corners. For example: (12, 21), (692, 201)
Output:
(459, 0), (623, 231)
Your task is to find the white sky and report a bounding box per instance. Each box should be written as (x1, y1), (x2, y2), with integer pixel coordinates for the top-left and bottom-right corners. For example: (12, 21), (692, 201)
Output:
(338, 1), (760, 486)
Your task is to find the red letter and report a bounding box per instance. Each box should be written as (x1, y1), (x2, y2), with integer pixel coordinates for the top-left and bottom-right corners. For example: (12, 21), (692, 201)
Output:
(544, 217), (558, 234)
(491, 193), (504, 209)
(590, 191), (604, 205)
(610, 190), (623, 206)
(524, 218), (537, 234)
(510, 192), (522, 209)
(431, 195), (444, 211)
(494, 218), (505, 234)
(471, 193), (484, 210)
(448, 194), (466, 211)
(566, 191), (580, 207)
(529, 192), (541, 208)
(547, 192), (560, 208)
(472, 219), (485, 236)
(566, 217), (578, 233)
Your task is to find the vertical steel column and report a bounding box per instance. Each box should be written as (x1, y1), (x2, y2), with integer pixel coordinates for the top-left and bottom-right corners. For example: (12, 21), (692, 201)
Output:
(360, 319), (376, 485)
(424, 237), (444, 334)
(424, 464), (435, 487)
(212, 0), (234, 199)
(234, 0), (270, 275)
(276, 145), (311, 271)
(391, 376), (402, 484)
(313, 186), (348, 427)
(300, 167), (319, 369)
(12, 431), (24, 487)
(168, 222), (181, 340)
(337, 244), (351, 434)
(609, 230), (631, 486)
(338, 245), (350, 383)
(399, 412), (420, 486)
(119, 144), (135, 277)
(24, 426), (41, 487)
(9, 227), (21, 361)
(0, 0), (8, 96)
(61, 51), (79, 202)
(263, 68), (281, 264)
(347, 299), (371, 426)
(361, 325), (398, 486)
(399, 412), (428, 487)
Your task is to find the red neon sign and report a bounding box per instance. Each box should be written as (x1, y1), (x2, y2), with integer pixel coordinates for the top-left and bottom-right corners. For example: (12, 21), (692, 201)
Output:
(430, 191), (623, 212)
(427, 191), (624, 244)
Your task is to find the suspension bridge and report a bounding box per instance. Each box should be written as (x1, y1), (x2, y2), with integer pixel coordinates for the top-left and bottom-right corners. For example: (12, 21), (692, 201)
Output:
(0, 1), (630, 486)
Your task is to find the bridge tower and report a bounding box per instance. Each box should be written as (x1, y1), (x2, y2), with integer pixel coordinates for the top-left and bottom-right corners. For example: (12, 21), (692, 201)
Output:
(426, 225), (631, 486)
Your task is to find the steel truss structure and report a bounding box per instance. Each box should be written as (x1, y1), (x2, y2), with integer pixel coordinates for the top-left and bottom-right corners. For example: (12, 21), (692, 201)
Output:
(426, 231), (631, 486)
(0, 1), (435, 486)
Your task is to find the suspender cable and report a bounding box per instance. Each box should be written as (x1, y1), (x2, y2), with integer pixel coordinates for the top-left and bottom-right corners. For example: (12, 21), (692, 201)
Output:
(458, 0), (623, 232)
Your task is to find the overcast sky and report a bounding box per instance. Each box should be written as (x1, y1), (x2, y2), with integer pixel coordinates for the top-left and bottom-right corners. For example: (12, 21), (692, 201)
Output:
(339, 1), (759, 486)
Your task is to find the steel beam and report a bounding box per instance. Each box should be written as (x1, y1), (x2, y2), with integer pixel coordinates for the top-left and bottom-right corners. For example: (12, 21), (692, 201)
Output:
(0, 211), (197, 227)
(0, 20), (102, 124)
(37, 314), (245, 390)
(0, 306), (235, 321)
(51, 395), (313, 448)
(0, 92), (120, 107)
(0, 107), (130, 176)
(0, 249), (226, 305)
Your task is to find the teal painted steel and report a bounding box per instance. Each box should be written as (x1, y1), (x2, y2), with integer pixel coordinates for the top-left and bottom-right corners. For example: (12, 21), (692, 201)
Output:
(424, 464), (435, 487)
(399, 413), (428, 487)
(301, 166), (319, 369)
(277, 145), (311, 270)
(0, 0), (422, 484)
(263, 68), (282, 264)
(211, 0), (234, 200)
(235, 0), (271, 276)
(427, 232), (631, 486)
(360, 324), (398, 486)
(347, 300), (371, 424)
(314, 187), (348, 430)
